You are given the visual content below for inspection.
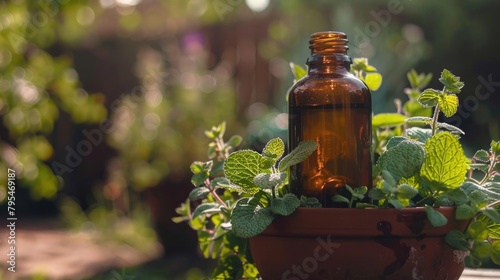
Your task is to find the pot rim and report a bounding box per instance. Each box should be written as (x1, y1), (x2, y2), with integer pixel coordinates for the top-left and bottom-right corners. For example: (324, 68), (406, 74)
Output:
(258, 206), (469, 238)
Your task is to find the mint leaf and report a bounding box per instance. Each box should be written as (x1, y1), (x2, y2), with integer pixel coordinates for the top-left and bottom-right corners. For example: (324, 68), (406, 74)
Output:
(438, 94), (459, 117)
(396, 184), (418, 199)
(386, 136), (408, 150)
(491, 140), (500, 154)
(467, 220), (489, 241)
(456, 204), (476, 220)
(372, 113), (406, 128)
(418, 89), (440, 107)
(211, 255), (243, 279)
(227, 135), (243, 149)
(425, 205), (448, 227)
(271, 194), (300, 216)
(491, 241), (500, 265)
(278, 141), (318, 172)
(253, 172), (287, 190)
(332, 195), (350, 204)
(472, 242), (491, 259)
(364, 73), (382, 91)
(224, 150), (272, 193)
(290, 62), (307, 81)
(189, 187), (210, 200)
(406, 127), (432, 143)
(300, 196), (322, 208)
(421, 132), (468, 191)
(231, 197), (275, 238)
(439, 69), (464, 94)
(482, 208), (500, 223)
(377, 140), (425, 182)
(474, 149), (490, 162)
(192, 203), (220, 219)
(262, 137), (285, 160)
(368, 188), (386, 200)
(445, 230), (470, 251)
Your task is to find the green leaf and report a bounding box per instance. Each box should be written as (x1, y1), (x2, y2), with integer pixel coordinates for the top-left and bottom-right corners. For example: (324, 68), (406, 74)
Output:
(488, 224), (500, 239)
(290, 62), (307, 81)
(438, 94), (459, 117)
(381, 170), (397, 188)
(191, 173), (208, 187)
(192, 203), (220, 219)
(440, 188), (468, 204)
(468, 220), (489, 241)
(418, 89), (440, 107)
(262, 137), (285, 160)
(386, 136), (408, 149)
(368, 188), (387, 200)
(456, 204), (476, 220)
(465, 255), (483, 268)
(407, 69), (419, 89)
(224, 150), (272, 193)
(278, 141), (318, 172)
(425, 205), (448, 227)
(211, 255), (243, 279)
(445, 230), (469, 251)
(404, 101), (432, 118)
(231, 196), (275, 238)
(351, 186), (368, 200)
(405, 117), (465, 135)
(482, 208), (500, 223)
(406, 127), (432, 143)
(396, 184), (419, 199)
(491, 140), (500, 155)
(364, 73), (382, 91)
(421, 132), (468, 191)
(271, 194), (300, 216)
(377, 140), (425, 182)
(332, 195), (350, 204)
(372, 113), (406, 128)
(227, 135), (243, 149)
(474, 149), (490, 162)
(300, 196), (322, 208)
(491, 241), (500, 265)
(189, 187), (210, 200)
(253, 172), (287, 190)
(472, 242), (491, 259)
(439, 69), (464, 94)
(215, 178), (245, 193)
(388, 199), (403, 209)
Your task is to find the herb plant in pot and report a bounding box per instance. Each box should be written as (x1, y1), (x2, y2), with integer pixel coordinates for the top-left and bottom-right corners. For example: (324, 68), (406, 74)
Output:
(174, 34), (500, 279)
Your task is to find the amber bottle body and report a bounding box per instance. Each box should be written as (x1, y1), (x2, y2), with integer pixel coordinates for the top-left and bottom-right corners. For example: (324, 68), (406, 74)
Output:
(288, 32), (372, 207)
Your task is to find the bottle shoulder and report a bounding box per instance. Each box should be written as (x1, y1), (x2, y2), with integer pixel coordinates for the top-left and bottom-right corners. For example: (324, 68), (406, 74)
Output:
(288, 73), (371, 106)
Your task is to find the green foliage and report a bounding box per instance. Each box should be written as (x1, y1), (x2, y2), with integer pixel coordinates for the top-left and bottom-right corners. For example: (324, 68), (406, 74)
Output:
(0, 1), (107, 202)
(177, 65), (500, 276)
(351, 58), (383, 91)
(421, 132), (468, 191)
(173, 123), (318, 277)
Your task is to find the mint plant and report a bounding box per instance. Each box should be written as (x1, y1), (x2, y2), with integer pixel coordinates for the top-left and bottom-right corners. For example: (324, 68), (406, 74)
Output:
(173, 123), (318, 278)
(175, 60), (500, 277)
(368, 69), (500, 267)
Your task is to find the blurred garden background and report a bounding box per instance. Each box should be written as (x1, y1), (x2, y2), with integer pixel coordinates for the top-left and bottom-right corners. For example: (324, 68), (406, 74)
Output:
(0, 0), (500, 279)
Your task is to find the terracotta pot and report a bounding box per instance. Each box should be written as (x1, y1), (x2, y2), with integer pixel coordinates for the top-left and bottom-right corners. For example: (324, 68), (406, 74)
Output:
(249, 207), (469, 280)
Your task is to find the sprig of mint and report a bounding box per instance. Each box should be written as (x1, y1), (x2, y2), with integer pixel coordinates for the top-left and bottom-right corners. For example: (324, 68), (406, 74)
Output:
(228, 139), (318, 238)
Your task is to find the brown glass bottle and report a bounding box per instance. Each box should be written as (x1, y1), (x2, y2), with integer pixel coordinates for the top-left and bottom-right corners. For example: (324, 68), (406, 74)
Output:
(288, 31), (372, 207)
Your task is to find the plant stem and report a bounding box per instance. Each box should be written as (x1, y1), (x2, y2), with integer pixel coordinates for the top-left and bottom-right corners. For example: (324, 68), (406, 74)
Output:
(205, 178), (228, 208)
(431, 103), (440, 136)
(479, 159), (497, 185)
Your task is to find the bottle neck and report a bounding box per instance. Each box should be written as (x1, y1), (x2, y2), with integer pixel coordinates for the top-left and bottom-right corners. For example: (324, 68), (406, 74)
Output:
(307, 31), (351, 74)
(307, 54), (351, 74)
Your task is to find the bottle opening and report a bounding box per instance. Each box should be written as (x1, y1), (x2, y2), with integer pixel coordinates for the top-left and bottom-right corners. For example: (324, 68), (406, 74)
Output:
(309, 31), (348, 55)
